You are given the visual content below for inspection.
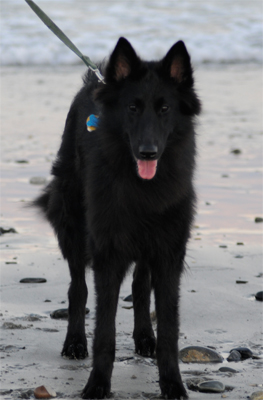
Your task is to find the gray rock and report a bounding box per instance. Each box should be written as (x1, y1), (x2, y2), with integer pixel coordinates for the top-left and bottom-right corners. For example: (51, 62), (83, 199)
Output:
(20, 278), (47, 283)
(250, 391), (263, 400)
(231, 148), (242, 154)
(50, 308), (90, 319)
(29, 176), (47, 185)
(255, 291), (263, 301)
(227, 350), (241, 362)
(219, 366), (238, 373)
(123, 294), (133, 302)
(230, 347), (253, 360)
(0, 227), (17, 235)
(179, 346), (223, 363)
(198, 380), (225, 393)
(255, 217), (263, 223)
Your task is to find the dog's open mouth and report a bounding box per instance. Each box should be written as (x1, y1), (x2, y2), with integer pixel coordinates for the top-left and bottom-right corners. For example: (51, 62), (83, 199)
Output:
(136, 159), (158, 180)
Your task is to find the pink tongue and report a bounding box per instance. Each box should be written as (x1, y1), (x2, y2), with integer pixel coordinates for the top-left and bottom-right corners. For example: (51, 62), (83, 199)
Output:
(137, 160), (158, 180)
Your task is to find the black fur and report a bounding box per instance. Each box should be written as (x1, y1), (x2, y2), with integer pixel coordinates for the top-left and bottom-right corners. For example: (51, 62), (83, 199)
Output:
(34, 37), (201, 399)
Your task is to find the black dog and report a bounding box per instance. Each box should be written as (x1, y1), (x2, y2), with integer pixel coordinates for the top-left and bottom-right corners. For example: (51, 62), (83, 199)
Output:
(34, 37), (201, 399)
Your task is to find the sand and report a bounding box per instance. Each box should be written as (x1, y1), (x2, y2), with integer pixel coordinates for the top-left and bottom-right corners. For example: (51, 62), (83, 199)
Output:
(1, 64), (262, 399)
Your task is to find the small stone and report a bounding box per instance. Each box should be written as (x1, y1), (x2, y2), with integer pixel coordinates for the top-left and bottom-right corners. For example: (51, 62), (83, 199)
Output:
(236, 280), (248, 284)
(235, 255), (243, 258)
(219, 367), (238, 373)
(50, 308), (90, 319)
(230, 347), (253, 360)
(231, 149), (242, 155)
(2, 322), (27, 330)
(34, 385), (56, 399)
(123, 294), (133, 302)
(250, 391), (263, 400)
(20, 278), (47, 283)
(0, 227), (17, 235)
(198, 380), (225, 393)
(16, 159), (29, 164)
(255, 217), (263, 223)
(236, 242), (244, 245)
(179, 346), (223, 363)
(227, 350), (241, 362)
(219, 245), (228, 248)
(255, 291), (263, 301)
(29, 177), (47, 185)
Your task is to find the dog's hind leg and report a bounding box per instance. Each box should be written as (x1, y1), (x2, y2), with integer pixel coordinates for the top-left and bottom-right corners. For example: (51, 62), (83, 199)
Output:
(132, 262), (156, 357)
(57, 219), (89, 360)
(37, 180), (89, 359)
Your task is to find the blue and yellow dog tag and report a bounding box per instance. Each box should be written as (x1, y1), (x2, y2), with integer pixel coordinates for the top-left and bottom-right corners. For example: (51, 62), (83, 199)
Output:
(86, 114), (99, 132)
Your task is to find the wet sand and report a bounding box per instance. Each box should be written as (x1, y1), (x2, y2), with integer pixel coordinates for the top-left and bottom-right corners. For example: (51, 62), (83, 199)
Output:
(1, 64), (262, 399)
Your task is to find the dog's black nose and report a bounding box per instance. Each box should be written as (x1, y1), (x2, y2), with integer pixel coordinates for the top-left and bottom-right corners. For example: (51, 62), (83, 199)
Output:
(139, 144), (158, 159)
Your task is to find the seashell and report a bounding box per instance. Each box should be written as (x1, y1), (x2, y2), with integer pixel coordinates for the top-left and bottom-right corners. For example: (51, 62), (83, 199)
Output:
(34, 385), (56, 399)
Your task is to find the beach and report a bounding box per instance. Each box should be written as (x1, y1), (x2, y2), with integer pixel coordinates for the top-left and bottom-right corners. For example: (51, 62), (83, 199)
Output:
(0, 63), (262, 399)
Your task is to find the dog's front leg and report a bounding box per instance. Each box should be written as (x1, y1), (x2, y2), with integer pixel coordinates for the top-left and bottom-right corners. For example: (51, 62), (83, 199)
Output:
(152, 258), (188, 400)
(82, 253), (124, 399)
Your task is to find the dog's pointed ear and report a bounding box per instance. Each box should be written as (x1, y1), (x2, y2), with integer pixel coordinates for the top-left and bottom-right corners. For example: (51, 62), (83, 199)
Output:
(106, 37), (141, 82)
(162, 41), (194, 86)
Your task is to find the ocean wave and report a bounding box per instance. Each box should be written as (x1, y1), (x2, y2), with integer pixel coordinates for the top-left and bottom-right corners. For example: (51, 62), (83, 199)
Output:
(1, 0), (262, 66)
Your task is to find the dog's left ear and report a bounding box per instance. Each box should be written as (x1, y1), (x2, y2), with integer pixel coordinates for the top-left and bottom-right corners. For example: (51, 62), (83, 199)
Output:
(106, 37), (141, 82)
(162, 41), (193, 86)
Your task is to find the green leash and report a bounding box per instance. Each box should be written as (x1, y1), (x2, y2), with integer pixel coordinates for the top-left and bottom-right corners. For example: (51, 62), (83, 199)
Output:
(25, 0), (105, 83)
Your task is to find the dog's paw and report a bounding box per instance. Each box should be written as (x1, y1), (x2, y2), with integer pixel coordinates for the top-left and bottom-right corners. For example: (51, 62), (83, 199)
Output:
(62, 336), (88, 359)
(160, 379), (188, 400)
(134, 332), (156, 357)
(82, 370), (111, 399)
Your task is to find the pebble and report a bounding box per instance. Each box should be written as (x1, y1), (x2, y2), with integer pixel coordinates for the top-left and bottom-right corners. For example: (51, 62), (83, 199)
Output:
(179, 346), (223, 363)
(255, 291), (263, 301)
(198, 380), (225, 393)
(231, 148), (242, 154)
(29, 176), (47, 185)
(255, 217), (263, 223)
(123, 294), (133, 302)
(34, 385), (56, 399)
(2, 322), (28, 330)
(219, 366), (238, 373)
(230, 347), (253, 360)
(0, 227), (17, 235)
(250, 391), (263, 400)
(16, 159), (29, 164)
(20, 278), (47, 283)
(219, 245), (228, 248)
(236, 280), (248, 284)
(227, 350), (241, 362)
(50, 308), (90, 319)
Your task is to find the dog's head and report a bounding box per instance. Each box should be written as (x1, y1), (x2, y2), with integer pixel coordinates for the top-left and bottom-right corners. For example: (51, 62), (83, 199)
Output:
(95, 37), (201, 180)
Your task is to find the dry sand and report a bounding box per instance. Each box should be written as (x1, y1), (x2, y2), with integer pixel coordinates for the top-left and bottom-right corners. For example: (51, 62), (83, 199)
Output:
(1, 64), (262, 399)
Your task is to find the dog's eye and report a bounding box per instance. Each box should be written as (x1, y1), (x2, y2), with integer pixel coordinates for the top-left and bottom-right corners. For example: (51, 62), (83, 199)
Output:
(161, 105), (170, 113)
(129, 104), (137, 113)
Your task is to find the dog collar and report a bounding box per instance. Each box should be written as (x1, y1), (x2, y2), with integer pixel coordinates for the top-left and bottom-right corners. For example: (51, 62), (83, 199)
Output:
(86, 114), (99, 132)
